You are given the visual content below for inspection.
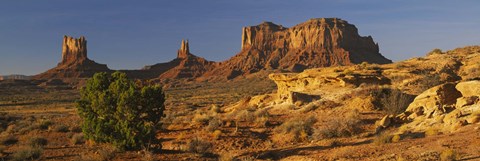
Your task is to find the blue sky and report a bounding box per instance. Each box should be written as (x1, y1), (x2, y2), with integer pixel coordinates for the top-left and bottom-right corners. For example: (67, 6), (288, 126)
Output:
(1, 0), (479, 75)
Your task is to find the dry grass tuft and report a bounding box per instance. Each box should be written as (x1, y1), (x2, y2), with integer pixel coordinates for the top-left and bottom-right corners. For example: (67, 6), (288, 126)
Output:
(28, 137), (48, 147)
(186, 137), (212, 156)
(314, 110), (362, 139)
(373, 132), (393, 145)
(440, 149), (459, 161)
(12, 146), (43, 161)
(273, 115), (317, 143)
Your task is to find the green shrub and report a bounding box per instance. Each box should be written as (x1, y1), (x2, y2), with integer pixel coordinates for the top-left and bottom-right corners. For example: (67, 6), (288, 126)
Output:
(28, 137), (48, 147)
(12, 146), (43, 161)
(76, 72), (166, 150)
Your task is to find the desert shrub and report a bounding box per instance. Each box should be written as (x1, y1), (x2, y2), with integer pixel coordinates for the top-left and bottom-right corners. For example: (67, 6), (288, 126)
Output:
(71, 133), (85, 145)
(12, 146), (43, 161)
(254, 108), (270, 127)
(141, 149), (155, 161)
(255, 116), (269, 128)
(186, 137), (212, 156)
(192, 113), (212, 126)
(54, 124), (69, 133)
(0, 135), (18, 145)
(274, 115), (317, 143)
(360, 61), (369, 69)
(28, 137), (48, 147)
(418, 71), (442, 91)
(77, 72), (165, 150)
(219, 153), (236, 161)
(206, 117), (223, 132)
(210, 104), (221, 113)
(373, 132), (393, 145)
(427, 48), (443, 56)
(440, 149), (459, 161)
(97, 145), (119, 160)
(236, 110), (255, 123)
(314, 110), (362, 139)
(37, 120), (53, 130)
(379, 89), (415, 115)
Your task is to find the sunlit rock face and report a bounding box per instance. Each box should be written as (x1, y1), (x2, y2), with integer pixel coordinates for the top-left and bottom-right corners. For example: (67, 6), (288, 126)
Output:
(203, 18), (391, 80)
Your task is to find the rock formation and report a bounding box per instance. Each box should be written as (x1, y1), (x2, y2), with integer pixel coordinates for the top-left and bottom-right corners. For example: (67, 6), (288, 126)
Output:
(34, 36), (110, 81)
(393, 81), (480, 133)
(60, 36), (88, 67)
(269, 66), (390, 104)
(136, 39), (216, 79)
(34, 18), (394, 82)
(157, 39), (216, 79)
(202, 18), (392, 80)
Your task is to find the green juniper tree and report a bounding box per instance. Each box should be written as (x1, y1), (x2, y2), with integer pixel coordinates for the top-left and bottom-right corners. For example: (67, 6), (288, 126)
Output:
(76, 72), (165, 150)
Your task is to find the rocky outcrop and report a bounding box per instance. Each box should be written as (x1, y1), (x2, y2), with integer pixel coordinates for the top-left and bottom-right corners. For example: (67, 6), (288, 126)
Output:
(34, 36), (110, 81)
(394, 81), (480, 133)
(269, 66), (390, 104)
(203, 18), (391, 80)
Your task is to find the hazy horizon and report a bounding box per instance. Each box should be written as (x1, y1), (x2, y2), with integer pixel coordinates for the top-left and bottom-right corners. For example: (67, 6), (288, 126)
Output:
(1, 0), (480, 75)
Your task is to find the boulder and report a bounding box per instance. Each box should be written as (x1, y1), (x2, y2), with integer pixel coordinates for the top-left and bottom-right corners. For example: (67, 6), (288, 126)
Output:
(456, 81), (480, 97)
(405, 83), (462, 118)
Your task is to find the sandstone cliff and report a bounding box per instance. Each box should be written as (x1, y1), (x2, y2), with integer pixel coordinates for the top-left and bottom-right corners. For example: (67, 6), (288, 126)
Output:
(202, 18), (391, 80)
(34, 36), (110, 81)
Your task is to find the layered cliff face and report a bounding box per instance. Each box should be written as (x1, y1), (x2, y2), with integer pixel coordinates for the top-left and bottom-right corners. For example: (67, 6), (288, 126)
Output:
(34, 36), (110, 81)
(203, 18), (391, 80)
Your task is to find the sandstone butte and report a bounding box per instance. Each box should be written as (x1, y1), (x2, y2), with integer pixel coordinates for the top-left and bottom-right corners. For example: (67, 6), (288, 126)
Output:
(202, 18), (391, 80)
(33, 18), (392, 82)
(33, 36), (110, 81)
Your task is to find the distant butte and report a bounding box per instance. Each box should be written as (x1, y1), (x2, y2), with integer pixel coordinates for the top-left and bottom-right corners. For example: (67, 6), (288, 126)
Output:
(33, 36), (110, 82)
(201, 18), (391, 80)
(34, 18), (392, 83)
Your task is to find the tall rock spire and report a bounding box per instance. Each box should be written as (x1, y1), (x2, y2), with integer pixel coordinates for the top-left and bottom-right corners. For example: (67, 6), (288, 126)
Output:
(34, 35), (110, 81)
(177, 39), (190, 59)
(60, 35), (88, 66)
